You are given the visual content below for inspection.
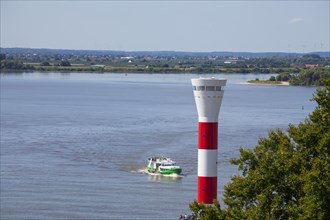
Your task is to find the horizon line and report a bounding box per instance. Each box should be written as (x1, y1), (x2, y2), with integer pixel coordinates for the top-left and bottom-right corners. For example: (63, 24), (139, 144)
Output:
(1, 47), (330, 55)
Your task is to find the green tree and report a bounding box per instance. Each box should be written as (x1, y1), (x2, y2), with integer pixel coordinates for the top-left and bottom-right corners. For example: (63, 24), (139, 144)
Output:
(40, 61), (51, 66)
(60, 60), (71, 66)
(276, 72), (291, 81)
(290, 68), (330, 86)
(189, 79), (330, 219)
(0, 54), (6, 61)
(189, 200), (225, 220)
(1, 60), (33, 70)
(269, 76), (276, 81)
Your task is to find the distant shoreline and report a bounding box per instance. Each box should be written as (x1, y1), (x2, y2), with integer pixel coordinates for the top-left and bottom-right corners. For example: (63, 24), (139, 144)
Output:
(240, 81), (290, 86)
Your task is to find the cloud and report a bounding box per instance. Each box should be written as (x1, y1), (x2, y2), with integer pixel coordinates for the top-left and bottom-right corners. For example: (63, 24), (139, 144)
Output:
(289, 17), (303, 24)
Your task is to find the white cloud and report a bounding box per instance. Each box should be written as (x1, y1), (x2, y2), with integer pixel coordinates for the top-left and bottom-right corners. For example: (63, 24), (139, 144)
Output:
(289, 17), (303, 24)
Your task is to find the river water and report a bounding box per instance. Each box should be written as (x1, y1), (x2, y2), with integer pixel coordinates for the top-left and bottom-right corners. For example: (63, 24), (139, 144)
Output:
(1, 73), (316, 219)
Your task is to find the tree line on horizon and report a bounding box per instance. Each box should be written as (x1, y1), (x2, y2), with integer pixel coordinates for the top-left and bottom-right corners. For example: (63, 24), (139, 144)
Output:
(1, 53), (329, 86)
(1, 47), (329, 58)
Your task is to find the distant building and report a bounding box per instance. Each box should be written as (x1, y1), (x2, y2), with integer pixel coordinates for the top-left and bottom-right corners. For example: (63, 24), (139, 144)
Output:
(224, 60), (237, 64)
(120, 56), (134, 60)
(305, 64), (323, 68)
(91, 64), (105, 68)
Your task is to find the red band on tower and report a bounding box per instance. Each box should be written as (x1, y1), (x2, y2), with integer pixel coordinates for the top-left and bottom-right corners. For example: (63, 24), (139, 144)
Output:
(198, 176), (217, 204)
(198, 122), (218, 150)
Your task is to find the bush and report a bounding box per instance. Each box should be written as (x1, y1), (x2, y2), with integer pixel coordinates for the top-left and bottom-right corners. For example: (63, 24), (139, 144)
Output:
(60, 60), (71, 66)
(40, 61), (51, 66)
(269, 76), (276, 81)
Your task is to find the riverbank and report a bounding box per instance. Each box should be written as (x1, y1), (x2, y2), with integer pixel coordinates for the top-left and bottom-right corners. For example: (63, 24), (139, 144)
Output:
(0, 60), (301, 74)
(241, 81), (290, 86)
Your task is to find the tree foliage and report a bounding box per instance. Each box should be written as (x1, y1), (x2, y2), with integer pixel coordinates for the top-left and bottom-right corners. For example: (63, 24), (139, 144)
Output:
(0, 60), (33, 70)
(60, 60), (71, 66)
(189, 200), (225, 220)
(40, 61), (51, 66)
(269, 76), (276, 81)
(0, 53), (6, 61)
(290, 68), (330, 86)
(276, 72), (291, 81)
(190, 79), (330, 219)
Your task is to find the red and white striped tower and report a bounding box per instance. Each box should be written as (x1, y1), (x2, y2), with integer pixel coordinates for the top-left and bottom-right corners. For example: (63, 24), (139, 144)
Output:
(191, 78), (226, 204)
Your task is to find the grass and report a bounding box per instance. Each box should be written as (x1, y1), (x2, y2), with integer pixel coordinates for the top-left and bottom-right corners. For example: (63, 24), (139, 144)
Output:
(247, 80), (283, 85)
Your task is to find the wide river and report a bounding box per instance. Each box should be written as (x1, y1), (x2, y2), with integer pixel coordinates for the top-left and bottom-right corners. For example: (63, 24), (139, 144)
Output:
(1, 72), (316, 219)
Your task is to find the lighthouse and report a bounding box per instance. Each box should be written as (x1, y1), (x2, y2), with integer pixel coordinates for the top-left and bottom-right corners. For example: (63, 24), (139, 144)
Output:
(191, 78), (227, 204)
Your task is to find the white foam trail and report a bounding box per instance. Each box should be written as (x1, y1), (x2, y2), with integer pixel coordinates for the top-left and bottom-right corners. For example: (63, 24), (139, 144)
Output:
(133, 168), (185, 178)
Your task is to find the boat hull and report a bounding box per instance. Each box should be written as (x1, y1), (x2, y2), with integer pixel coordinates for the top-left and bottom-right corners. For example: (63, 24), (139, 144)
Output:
(160, 168), (182, 175)
(146, 168), (182, 175)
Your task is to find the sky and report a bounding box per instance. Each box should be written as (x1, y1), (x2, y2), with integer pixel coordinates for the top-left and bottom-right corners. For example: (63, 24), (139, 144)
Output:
(1, 1), (329, 53)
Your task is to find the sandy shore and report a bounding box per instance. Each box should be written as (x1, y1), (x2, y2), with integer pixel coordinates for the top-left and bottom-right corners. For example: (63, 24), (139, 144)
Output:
(240, 81), (290, 86)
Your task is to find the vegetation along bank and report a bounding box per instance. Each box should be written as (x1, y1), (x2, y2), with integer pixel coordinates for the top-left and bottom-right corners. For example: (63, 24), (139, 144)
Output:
(1, 51), (329, 86)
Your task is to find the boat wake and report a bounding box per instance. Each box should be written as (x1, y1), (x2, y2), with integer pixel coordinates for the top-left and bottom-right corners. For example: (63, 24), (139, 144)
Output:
(133, 168), (185, 178)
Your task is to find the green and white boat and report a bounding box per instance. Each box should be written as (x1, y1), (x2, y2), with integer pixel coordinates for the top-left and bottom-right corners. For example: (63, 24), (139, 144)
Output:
(146, 156), (182, 175)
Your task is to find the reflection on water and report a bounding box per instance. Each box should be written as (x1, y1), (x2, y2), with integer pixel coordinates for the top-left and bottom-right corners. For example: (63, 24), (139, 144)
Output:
(130, 168), (185, 183)
(147, 173), (184, 183)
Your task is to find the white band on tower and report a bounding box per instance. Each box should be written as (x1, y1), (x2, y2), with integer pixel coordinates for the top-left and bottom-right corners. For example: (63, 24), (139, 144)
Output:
(198, 149), (218, 177)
